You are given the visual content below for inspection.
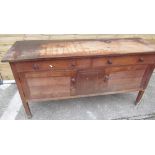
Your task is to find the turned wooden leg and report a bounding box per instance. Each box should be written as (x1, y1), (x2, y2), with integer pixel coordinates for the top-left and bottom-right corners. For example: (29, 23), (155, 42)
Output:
(23, 101), (32, 119)
(135, 90), (145, 105)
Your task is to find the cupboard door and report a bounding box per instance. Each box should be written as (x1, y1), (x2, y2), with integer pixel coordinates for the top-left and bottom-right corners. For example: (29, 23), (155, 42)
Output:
(105, 65), (147, 92)
(74, 69), (106, 95)
(20, 70), (72, 100)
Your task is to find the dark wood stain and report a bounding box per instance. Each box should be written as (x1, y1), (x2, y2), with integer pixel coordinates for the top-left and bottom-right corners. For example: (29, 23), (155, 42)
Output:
(2, 38), (155, 118)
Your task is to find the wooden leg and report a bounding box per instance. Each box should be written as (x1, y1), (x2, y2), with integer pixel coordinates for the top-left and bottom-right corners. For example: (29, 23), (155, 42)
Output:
(10, 63), (32, 119)
(23, 101), (32, 119)
(135, 90), (145, 105)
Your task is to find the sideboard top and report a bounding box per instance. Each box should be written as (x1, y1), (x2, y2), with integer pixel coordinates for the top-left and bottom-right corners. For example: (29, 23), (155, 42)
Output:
(2, 38), (155, 62)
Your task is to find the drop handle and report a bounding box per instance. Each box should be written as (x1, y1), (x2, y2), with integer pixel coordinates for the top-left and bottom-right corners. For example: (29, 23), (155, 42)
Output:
(104, 75), (109, 82)
(104, 40), (111, 43)
(71, 63), (76, 68)
(70, 61), (76, 68)
(139, 57), (144, 62)
(49, 65), (53, 68)
(71, 78), (76, 83)
(33, 64), (39, 70)
(107, 59), (112, 64)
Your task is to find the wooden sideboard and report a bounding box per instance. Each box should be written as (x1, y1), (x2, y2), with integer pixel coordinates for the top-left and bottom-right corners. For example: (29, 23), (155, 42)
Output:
(2, 38), (155, 118)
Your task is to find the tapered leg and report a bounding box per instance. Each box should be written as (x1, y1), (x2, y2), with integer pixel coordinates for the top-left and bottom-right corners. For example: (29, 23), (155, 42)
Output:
(10, 63), (32, 119)
(23, 101), (32, 119)
(135, 90), (145, 105)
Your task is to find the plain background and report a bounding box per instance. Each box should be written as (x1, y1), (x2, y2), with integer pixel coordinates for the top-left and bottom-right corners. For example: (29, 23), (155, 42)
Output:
(0, 0), (155, 155)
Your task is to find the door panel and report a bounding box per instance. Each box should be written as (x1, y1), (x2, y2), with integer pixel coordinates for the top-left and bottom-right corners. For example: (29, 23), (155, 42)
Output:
(27, 76), (70, 98)
(20, 70), (72, 100)
(74, 69), (106, 95)
(105, 65), (147, 92)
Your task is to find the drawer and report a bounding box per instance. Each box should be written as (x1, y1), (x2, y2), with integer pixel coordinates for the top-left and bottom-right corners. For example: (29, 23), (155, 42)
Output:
(15, 58), (92, 72)
(92, 55), (155, 68)
(15, 59), (75, 72)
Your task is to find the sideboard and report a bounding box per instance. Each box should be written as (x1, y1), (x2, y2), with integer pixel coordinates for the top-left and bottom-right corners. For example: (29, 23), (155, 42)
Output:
(2, 38), (155, 118)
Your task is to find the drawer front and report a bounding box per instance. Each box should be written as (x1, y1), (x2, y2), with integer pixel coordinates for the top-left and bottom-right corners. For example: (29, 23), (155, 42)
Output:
(15, 54), (155, 72)
(15, 58), (91, 72)
(92, 54), (155, 68)
(15, 60), (73, 72)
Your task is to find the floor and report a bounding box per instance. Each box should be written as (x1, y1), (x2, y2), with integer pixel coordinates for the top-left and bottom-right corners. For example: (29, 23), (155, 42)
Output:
(0, 73), (155, 120)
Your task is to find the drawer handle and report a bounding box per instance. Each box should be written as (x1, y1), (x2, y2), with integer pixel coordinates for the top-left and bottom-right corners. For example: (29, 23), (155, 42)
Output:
(104, 40), (111, 43)
(33, 64), (39, 70)
(49, 65), (53, 68)
(104, 75), (109, 82)
(71, 78), (76, 83)
(107, 59), (112, 64)
(70, 61), (76, 68)
(71, 63), (76, 67)
(139, 57), (144, 62)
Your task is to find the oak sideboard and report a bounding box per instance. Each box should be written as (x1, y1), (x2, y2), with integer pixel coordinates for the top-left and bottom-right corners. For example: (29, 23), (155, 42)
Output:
(2, 38), (155, 118)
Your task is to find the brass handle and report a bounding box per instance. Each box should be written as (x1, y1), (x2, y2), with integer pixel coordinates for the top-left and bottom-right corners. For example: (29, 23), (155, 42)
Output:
(33, 64), (39, 70)
(71, 78), (76, 83)
(107, 59), (112, 64)
(139, 57), (144, 62)
(104, 75), (109, 82)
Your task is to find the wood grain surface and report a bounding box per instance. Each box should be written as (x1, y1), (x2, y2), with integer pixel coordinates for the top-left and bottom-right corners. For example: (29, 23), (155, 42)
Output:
(1, 34), (155, 79)
(2, 38), (155, 62)
(4, 37), (155, 117)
